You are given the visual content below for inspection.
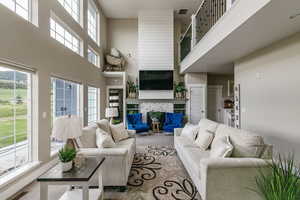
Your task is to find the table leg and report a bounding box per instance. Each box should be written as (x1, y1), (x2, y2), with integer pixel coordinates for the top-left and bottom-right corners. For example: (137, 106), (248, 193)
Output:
(40, 182), (48, 200)
(82, 185), (89, 200)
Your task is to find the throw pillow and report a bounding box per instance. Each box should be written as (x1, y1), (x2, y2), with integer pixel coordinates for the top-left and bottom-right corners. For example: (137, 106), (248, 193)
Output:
(210, 136), (233, 158)
(110, 123), (129, 142)
(96, 119), (111, 135)
(181, 123), (199, 141)
(230, 132), (265, 158)
(78, 125), (98, 148)
(96, 128), (115, 148)
(194, 129), (215, 150)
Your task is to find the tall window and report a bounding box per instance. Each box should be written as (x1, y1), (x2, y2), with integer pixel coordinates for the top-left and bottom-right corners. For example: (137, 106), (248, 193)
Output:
(0, 66), (32, 178)
(50, 17), (81, 55)
(57, 0), (80, 23)
(51, 78), (82, 153)
(0, 0), (31, 21)
(87, 0), (98, 43)
(87, 86), (99, 125)
(87, 47), (99, 67)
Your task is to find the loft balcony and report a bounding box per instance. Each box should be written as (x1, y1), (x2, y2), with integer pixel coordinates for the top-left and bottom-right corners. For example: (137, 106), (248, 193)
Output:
(180, 0), (300, 74)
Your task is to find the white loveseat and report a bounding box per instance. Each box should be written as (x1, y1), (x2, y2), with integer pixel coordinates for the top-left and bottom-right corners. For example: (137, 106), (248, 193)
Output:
(77, 119), (136, 187)
(175, 119), (272, 200)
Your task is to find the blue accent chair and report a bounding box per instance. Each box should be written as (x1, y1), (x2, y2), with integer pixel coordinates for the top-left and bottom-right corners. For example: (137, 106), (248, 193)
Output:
(163, 113), (184, 133)
(127, 113), (149, 133)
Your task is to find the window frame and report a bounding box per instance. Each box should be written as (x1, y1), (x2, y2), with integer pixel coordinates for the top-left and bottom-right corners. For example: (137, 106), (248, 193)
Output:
(0, 0), (32, 21)
(57, 0), (81, 25)
(87, 86), (100, 125)
(87, 0), (99, 45)
(0, 65), (33, 179)
(87, 46), (99, 67)
(50, 14), (83, 56)
(50, 77), (83, 155)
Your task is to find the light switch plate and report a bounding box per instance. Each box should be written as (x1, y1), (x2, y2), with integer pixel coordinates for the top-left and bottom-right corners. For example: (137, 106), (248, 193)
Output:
(42, 112), (47, 119)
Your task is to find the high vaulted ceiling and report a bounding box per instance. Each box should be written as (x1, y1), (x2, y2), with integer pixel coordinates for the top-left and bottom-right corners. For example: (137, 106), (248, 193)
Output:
(98, 0), (202, 20)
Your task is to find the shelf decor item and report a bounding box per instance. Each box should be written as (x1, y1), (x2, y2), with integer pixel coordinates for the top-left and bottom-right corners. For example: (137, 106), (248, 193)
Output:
(106, 107), (119, 124)
(174, 82), (187, 99)
(52, 115), (82, 149)
(58, 147), (77, 172)
(234, 84), (241, 129)
(127, 80), (138, 99)
(252, 153), (300, 200)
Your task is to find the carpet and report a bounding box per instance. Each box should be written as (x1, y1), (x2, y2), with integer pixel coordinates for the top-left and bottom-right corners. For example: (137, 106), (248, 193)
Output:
(105, 145), (201, 200)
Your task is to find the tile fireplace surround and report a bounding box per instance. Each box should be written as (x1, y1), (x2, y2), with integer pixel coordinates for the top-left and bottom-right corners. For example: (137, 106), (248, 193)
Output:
(140, 102), (173, 122)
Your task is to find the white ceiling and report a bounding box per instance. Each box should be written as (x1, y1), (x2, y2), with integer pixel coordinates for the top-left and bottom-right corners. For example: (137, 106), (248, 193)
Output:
(98, 0), (202, 21)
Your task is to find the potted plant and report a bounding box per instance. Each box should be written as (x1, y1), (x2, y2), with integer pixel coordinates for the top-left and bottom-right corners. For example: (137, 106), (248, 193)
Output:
(58, 147), (77, 172)
(127, 81), (137, 99)
(174, 82), (187, 99)
(252, 153), (300, 200)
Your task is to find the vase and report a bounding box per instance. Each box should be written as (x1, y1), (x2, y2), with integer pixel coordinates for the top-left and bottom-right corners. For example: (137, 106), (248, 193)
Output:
(61, 161), (73, 172)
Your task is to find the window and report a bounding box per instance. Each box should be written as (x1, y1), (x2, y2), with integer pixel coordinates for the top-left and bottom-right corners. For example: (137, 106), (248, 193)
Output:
(57, 0), (80, 23)
(0, 66), (32, 178)
(87, 47), (99, 67)
(87, 86), (99, 125)
(87, 0), (98, 43)
(50, 17), (81, 55)
(0, 0), (31, 21)
(51, 77), (82, 153)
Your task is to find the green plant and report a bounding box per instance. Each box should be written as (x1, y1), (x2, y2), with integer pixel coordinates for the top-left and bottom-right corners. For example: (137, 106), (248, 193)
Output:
(58, 147), (77, 163)
(127, 81), (137, 93)
(174, 82), (186, 93)
(252, 154), (300, 200)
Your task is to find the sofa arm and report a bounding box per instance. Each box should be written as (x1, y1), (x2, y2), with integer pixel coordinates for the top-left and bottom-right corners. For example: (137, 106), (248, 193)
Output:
(200, 158), (269, 200)
(174, 128), (183, 136)
(127, 129), (136, 138)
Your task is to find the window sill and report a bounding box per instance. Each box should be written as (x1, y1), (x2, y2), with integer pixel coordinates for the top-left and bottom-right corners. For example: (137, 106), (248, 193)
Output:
(0, 161), (41, 189)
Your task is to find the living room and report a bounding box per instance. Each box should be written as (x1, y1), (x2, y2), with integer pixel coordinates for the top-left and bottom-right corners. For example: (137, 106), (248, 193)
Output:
(1, 0), (300, 200)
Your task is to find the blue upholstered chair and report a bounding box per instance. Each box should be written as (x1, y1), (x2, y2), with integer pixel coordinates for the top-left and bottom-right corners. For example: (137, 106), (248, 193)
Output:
(163, 113), (184, 133)
(127, 113), (149, 133)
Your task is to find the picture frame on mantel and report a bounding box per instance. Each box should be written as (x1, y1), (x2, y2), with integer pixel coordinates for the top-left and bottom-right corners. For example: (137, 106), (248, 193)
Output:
(234, 84), (241, 129)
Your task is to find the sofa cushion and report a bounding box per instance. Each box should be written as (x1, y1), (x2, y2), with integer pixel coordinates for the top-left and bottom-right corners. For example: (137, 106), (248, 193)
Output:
(198, 119), (219, 134)
(210, 136), (233, 158)
(181, 147), (210, 179)
(214, 124), (265, 158)
(96, 128), (116, 148)
(110, 123), (130, 142)
(195, 129), (215, 150)
(181, 123), (199, 141)
(96, 119), (111, 135)
(78, 125), (98, 148)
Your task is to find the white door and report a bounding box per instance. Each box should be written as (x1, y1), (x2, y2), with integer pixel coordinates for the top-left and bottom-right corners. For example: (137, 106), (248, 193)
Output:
(207, 86), (223, 123)
(188, 85), (206, 124)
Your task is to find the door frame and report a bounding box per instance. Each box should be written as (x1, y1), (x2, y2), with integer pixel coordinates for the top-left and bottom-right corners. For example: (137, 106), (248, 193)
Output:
(187, 84), (207, 123)
(207, 85), (223, 122)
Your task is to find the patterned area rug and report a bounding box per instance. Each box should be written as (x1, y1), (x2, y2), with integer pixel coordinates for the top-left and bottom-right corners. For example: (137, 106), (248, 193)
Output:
(105, 145), (201, 200)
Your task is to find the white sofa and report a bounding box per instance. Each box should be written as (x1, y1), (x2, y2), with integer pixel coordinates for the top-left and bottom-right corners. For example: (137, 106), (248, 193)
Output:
(77, 119), (136, 187)
(175, 119), (272, 200)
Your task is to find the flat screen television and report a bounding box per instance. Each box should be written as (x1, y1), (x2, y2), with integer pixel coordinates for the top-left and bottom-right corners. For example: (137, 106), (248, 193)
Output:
(139, 70), (173, 90)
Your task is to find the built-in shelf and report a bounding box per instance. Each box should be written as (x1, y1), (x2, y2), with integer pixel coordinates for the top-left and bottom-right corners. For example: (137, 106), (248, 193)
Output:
(103, 71), (125, 78)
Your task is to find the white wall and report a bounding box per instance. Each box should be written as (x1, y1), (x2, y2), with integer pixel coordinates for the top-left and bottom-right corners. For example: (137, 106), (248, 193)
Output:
(0, 0), (107, 197)
(235, 32), (300, 161)
(138, 10), (174, 70)
(107, 19), (138, 81)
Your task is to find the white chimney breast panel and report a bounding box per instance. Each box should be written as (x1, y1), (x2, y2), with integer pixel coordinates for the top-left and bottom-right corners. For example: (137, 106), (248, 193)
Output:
(138, 10), (174, 70)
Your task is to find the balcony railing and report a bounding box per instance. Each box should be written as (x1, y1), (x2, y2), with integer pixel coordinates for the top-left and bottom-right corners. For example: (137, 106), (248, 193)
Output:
(180, 0), (236, 61)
